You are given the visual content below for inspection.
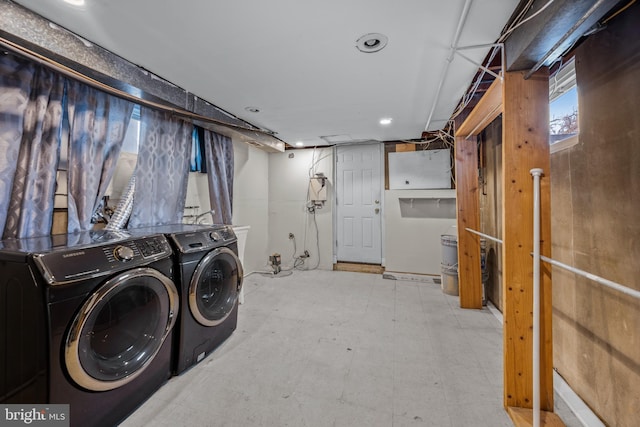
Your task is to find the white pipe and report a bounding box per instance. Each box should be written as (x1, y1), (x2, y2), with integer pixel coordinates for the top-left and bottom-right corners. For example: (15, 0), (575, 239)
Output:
(456, 42), (503, 51)
(539, 255), (640, 300)
(425, 0), (473, 131)
(530, 168), (543, 427)
(454, 50), (503, 81)
(465, 227), (503, 245)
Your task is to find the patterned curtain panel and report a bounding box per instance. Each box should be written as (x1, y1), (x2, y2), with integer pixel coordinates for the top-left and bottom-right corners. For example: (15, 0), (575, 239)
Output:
(203, 130), (234, 224)
(66, 80), (134, 233)
(128, 107), (192, 228)
(0, 53), (64, 239)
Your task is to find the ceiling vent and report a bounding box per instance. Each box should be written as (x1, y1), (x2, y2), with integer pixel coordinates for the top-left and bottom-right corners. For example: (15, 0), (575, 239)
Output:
(321, 135), (354, 144)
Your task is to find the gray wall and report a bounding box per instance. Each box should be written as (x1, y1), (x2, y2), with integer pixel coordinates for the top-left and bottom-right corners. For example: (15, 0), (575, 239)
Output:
(550, 4), (640, 426)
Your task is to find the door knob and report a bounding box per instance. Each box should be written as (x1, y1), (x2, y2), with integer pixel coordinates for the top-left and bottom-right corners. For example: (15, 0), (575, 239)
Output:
(375, 200), (380, 204)
(375, 208), (380, 214)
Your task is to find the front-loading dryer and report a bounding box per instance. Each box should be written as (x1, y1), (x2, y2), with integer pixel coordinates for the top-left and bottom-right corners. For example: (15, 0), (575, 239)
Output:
(0, 230), (179, 427)
(130, 224), (243, 375)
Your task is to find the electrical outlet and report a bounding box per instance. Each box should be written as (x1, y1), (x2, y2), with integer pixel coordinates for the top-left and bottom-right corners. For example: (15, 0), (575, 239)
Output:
(289, 233), (294, 239)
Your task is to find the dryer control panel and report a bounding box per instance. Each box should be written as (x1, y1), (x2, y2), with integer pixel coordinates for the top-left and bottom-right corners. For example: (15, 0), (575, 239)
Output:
(33, 235), (172, 286)
(169, 225), (237, 254)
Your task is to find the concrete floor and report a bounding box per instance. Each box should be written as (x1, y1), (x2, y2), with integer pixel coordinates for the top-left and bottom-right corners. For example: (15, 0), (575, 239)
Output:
(121, 270), (581, 427)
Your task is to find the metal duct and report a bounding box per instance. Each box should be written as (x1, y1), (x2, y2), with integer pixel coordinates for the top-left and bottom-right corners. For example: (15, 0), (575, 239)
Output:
(105, 175), (135, 230)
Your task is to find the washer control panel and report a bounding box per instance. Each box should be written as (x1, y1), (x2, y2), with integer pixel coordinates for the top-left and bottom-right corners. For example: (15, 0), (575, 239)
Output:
(34, 234), (172, 285)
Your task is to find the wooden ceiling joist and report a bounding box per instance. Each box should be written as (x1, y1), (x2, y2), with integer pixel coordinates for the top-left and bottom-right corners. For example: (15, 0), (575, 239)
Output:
(456, 78), (503, 137)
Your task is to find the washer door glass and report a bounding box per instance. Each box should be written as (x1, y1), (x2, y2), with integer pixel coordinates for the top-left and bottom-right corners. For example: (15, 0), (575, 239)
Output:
(189, 247), (243, 327)
(65, 267), (178, 392)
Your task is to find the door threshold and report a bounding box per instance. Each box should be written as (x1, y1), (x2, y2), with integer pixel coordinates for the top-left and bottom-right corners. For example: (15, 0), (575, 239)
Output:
(333, 262), (385, 274)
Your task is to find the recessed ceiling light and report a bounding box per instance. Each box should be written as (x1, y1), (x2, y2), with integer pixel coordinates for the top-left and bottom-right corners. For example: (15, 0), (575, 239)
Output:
(379, 118), (392, 125)
(245, 106), (260, 113)
(64, 0), (85, 6)
(295, 141), (304, 147)
(356, 33), (388, 53)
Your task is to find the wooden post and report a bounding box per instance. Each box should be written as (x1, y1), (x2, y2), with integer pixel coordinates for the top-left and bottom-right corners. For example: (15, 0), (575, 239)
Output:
(454, 118), (483, 309)
(454, 78), (502, 310)
(502, 70), (555, 422)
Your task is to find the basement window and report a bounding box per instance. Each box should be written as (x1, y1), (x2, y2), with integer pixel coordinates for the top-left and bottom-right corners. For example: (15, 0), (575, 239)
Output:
(549, 59), (579, 153)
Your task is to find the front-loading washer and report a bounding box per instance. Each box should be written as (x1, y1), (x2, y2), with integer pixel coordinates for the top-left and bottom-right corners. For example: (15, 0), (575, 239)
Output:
(129, 224), (243, 375)
(0, 230), (179, 427)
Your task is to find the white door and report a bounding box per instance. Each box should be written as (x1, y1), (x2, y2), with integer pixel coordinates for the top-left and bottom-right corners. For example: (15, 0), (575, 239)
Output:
(336, 143), (382, 264)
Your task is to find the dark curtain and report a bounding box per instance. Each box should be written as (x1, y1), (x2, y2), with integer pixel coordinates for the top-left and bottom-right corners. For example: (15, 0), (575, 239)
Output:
(203, 130), (234, 224)
(66, 80), (134, 233)
(128, 107), (192, 227)
(0, 53), (64, 239)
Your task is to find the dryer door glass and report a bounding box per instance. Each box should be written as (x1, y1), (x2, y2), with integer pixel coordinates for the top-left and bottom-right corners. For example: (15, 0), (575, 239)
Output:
(65, 267), (178, 391)
(189, 247), (242, 327)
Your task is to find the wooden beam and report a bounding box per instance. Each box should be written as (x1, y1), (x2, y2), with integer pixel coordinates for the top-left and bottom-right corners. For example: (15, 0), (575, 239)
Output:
(457, 78), (503, 137)
(395, 143), (416, 152)
(504, 0), (621, 71)
(502, 70), (554, 411)
(454, 118), (483, 309)
(507, 407), (565, 427)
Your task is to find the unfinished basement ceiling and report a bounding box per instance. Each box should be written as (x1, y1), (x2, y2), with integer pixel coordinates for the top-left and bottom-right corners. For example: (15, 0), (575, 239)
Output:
(12, 0), (519, 147)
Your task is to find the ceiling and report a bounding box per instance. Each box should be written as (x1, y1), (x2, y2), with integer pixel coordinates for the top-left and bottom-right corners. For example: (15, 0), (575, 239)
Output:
(12, 0), (520, 148)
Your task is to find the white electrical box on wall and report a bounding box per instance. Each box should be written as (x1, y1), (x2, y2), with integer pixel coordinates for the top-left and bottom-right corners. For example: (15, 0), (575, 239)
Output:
(309, 175), (327, 202)
(388, 149), (451, 189)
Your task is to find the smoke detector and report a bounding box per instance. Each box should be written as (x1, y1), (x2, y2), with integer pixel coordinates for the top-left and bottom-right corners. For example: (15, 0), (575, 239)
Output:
(356, 33), (388, 53)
